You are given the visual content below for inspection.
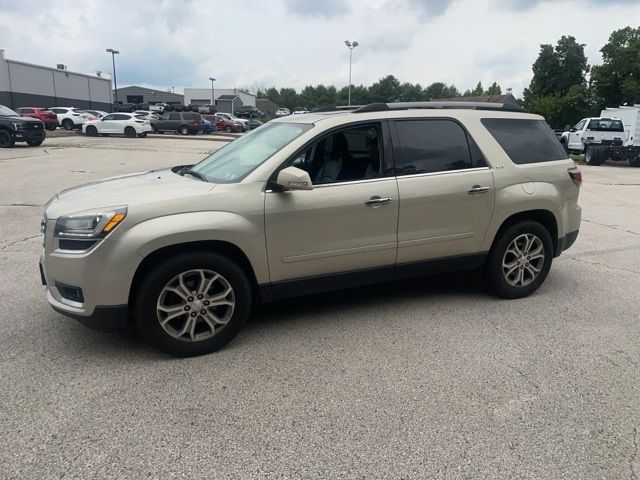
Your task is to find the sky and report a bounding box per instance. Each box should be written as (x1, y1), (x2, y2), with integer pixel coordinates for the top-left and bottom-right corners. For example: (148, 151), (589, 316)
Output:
(1, 0), (639, 97)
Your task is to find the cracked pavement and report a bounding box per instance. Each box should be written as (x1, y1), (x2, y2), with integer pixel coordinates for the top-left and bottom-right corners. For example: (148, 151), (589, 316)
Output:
(1, 136), (639, 479)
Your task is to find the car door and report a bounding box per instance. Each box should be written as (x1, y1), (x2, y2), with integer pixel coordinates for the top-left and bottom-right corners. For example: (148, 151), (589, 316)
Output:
(265, 122), (399, 284)
(391, 118), (495, 264)
(99, 114), (118, 133)
(568, 119), (587, 150)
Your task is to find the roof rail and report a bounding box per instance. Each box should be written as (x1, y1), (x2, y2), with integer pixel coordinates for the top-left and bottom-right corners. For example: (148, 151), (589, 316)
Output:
(310, 105), (361, 113)
(352, 101), (527, 114)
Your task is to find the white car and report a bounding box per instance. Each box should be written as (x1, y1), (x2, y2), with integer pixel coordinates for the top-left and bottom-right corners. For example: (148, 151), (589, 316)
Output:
(275, 108), (290, 117)
(132, 110), (160, 120)
(82, 113), (152, 138)
(215, 112), (248, 130)
(48, 107), (92, 130)
(292, 108), (309, 115)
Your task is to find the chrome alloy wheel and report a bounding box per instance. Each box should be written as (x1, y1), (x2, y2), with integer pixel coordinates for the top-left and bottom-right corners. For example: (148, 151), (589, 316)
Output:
(502, 233), (545, 288)
(156, 269), (235, 342)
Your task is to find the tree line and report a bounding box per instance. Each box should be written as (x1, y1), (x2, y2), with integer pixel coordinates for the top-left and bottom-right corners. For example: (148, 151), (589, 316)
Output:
(257, 26), (640, 129)
(257, 79), (502, 112)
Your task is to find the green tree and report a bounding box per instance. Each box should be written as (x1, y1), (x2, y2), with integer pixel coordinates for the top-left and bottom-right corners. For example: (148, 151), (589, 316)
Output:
(464, 82), (484, 96)
(485, 82), (502, 95)
(424, 82), (460, 99)
(591, 27), (640, 107)
(368, 75), (402, 103)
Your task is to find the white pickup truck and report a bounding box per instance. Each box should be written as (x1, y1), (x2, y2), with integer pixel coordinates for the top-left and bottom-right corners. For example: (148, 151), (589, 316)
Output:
(560, 107), (640, 166)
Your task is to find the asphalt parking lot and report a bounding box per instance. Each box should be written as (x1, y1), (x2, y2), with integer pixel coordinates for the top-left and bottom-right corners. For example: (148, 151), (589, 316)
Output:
(1, 136), (639, 479)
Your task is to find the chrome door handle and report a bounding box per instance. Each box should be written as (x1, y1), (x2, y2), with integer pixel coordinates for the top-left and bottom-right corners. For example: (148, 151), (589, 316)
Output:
(468, 185), (491, 194)
(365, 196), (392, 207)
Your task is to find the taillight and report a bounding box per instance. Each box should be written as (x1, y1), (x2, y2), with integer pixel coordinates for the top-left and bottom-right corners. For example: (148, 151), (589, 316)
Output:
(568, 168), (582, 185)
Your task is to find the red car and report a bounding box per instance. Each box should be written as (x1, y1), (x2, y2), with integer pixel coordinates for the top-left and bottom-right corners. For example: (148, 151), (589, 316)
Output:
(203, 114), (242, 133)
(16, 107), (59, 131)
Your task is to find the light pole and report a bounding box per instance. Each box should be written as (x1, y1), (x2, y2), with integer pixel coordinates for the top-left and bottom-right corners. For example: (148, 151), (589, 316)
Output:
(106, 48), (119, 110)
(209, 77), (216, 109)
(344, 40), (359, 106)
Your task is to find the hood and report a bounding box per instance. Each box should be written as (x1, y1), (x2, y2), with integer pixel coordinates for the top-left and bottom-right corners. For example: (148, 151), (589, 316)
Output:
(45, 168), (216, 219)
(0, 114), (43, 123)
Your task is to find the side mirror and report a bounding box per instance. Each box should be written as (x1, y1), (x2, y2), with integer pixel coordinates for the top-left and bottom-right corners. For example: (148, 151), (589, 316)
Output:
(275, 166), (313, 191)
(570, 128), (576, 132)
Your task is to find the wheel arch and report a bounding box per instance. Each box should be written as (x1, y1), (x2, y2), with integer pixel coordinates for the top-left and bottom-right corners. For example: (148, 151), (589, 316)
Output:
(128, 240), (261, 311)
(488, 209), (559, 257)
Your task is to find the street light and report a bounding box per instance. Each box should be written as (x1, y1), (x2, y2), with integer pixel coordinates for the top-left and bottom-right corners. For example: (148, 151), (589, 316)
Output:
(209, 77), (216, 108)
(106, 48), (119, 110)
(344, 40), (359, 106)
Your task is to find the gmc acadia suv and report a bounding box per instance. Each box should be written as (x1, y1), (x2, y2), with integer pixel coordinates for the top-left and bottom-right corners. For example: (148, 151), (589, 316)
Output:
(40, 101), (582, 356)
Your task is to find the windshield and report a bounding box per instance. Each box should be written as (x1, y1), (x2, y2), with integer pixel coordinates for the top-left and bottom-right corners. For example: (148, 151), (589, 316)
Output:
(0, 105), (19, 116)
(191, 122), (312, 183)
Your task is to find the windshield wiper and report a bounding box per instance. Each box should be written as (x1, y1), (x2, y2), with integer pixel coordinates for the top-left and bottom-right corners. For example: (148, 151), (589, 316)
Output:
(182, 168), (208, 182)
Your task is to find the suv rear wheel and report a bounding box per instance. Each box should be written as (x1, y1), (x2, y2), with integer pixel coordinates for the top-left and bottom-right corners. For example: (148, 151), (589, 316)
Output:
(124, 126), (137, 138)
(485, 220), (553, 299)
(179, 125), (190, 135)
(134, 252), (252, 357)
(62, 118), (74, 130)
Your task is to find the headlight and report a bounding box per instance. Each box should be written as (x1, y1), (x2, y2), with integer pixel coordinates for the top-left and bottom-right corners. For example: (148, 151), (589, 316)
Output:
(12, 122), (25, 130)
(54, 207), (127, 239)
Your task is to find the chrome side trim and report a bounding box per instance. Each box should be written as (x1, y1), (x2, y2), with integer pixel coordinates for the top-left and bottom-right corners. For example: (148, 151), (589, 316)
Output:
(282, 242), (397, 263)
(398, 232), (474, 248)
(396, 167), (490, 180)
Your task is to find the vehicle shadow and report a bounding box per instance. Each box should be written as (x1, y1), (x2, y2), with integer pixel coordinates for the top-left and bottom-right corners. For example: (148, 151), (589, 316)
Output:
(248, 271), (486, 329)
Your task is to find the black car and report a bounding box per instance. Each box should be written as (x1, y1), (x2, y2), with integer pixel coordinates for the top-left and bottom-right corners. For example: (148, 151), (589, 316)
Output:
(235, 106), (263, 118)
(0, 105), (46, 148)
(150, 112), (204, 135)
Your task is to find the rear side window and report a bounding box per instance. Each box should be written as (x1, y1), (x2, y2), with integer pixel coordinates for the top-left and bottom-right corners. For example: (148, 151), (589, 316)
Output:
(169, 113), (180, 120)
(481, 118), (567, 164)
(182, 113), (201, 121)
(112, 114), (130, 120)
(588, 118), (624, 132)
(393, 119), (482, 175)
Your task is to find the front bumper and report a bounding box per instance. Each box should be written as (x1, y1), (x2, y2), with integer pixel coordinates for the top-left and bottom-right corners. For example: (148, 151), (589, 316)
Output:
(40, 255), (129, 330)
(13, 130), (46, 142)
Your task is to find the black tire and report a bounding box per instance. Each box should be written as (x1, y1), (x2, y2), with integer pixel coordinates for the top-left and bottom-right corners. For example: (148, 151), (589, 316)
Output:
(151, 124), (158, 134)
(631, 156), (640, 167)
(484, 220), (554, 299)
(179, 125), (190, 135)
(85, 125), (98, 137)
(224, 126), (232, 133)
(26, 138), (44, 146)
(124, 126), (136, 138)
(46, 125), (57, 131)
(62, 118), (74, 130)
(560, 138), (569, 154)
(134, 252), (252, 357)
(138, 132), (147, 138)
(0, 130), (15, 148)
(584, 145), (603, 166)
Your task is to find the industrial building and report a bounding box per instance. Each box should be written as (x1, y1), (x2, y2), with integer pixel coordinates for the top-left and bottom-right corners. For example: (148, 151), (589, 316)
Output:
(0, 49), (112, 111)
(183, 88), (256, 108)
(113, 86), (184, 106)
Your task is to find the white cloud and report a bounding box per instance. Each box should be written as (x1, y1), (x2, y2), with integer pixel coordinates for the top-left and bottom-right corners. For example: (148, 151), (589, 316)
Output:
(0, 0), (639, 97)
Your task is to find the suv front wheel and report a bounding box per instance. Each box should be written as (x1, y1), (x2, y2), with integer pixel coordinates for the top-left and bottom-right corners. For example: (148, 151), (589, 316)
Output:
(134, 252), (252, 356)
(485, 221), (553, 299)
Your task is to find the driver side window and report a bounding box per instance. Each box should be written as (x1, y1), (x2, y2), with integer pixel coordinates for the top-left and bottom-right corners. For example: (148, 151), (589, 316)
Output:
(574, 119), (587, 131)
(290, 124), (383, 185)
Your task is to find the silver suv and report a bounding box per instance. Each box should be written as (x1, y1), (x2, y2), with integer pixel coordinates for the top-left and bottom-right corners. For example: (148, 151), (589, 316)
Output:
(40, 101), (582, 356)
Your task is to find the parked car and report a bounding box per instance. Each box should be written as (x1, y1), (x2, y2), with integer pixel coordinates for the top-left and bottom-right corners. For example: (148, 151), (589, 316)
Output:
(151, 112), (204, 135)
(40, 100), (582, 356)
(133, 110), (160, 120)
(0, 105), (46, 147)
(82, 113), (152, 138)
(235, 106), (262, 118)
(247, 118), (263, 130)
(82, 110), (109, 119)
(292, 108), (309, 115)
(48, 107), (92, 130)
(197, 105), (216, 114)
(16, 107), (59, 131)
(202, 119), (215, 134)
(275, 108), (290, 117)
(214, 112), (248, 131)
(205, 114), (242, 133)
(149, 104), (167, 113)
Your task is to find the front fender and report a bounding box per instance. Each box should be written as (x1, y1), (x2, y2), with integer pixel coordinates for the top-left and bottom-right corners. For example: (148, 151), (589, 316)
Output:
(124, 211), (269, 284)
